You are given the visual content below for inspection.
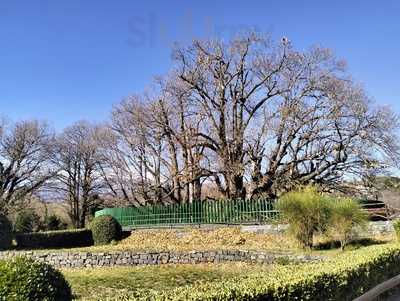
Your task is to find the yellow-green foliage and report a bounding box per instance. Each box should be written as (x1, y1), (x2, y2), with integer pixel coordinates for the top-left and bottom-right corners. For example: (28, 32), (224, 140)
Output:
(277, 186), (331, 248)
(329, 198), (368, 250)
(119, 244), (400, 301)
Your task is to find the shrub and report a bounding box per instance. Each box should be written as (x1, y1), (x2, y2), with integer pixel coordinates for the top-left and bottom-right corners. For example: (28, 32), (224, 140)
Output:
(0, 257), (72, 301)
(0, 214), (12, 250)
(90, 215), (122, 245)
(15, 229), (93, 249)
(123, 244), (400, 300)
(329, 198), (368, 250)
(14, 209), (42, 233)
(44, 214), (67, 231)
(277, 186), (332, 248)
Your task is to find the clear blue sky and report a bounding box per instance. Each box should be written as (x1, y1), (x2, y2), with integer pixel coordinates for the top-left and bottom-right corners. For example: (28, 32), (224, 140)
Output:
(1, 0), (399, 130)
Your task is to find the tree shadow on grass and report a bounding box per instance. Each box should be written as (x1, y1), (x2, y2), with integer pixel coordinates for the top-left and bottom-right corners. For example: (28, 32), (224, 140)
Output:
(313, 237), (388, 251)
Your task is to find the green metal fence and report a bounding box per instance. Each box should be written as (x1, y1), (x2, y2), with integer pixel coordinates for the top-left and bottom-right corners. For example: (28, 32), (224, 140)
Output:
(95, 199), (278, 228)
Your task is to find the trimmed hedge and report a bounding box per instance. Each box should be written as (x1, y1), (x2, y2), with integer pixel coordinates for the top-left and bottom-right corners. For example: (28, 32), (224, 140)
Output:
(15, 229), (93, 249)
(0, 256), (72, 301)
(90, 215), (122, 245)
(124, 244), (400, 300)
(0, 214), (12, 250)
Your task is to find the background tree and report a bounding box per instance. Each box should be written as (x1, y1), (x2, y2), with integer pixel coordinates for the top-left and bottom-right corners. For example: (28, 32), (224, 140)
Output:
(103, 82), (212, 206)
(14, 209), (42, 233)
(0, 119), (54, 215)
(50, 121), (105, 228)
(43, 214), (67, 231)
(100, 97), (166, 206)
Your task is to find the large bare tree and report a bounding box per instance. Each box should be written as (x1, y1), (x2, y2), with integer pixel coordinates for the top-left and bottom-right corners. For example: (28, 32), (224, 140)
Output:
(50, 121), (105, 228)
(0, 119), (54, 214)
(172, 33), (293, 199)
(169, 32), (399, 199)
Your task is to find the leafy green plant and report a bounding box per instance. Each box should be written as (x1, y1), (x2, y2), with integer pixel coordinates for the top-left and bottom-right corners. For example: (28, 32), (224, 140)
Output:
(0, 214), (12, 250)
(277, 186), (332, 248)
(329, 198), (368, 250)
(14, 209), (42, 233)
(15, 229), (93, 249)
(0, 257), (72, 301)
(89, 215), (122, 245)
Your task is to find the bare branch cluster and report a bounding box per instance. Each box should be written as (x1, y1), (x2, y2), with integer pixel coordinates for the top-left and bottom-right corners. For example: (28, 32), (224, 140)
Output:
(102, 32), (399, 203)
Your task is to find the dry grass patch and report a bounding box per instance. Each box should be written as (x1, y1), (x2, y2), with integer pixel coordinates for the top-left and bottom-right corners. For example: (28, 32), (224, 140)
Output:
(73, 227), (299, 253)
(119, 227), (299, 252)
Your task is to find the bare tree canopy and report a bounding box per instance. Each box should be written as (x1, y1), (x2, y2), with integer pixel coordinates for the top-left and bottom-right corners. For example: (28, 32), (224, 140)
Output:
(2, 32), (399, 215)
(49, 121), (106, 228)
(0, 119), (54, 214)
(106, 32), (399, 202)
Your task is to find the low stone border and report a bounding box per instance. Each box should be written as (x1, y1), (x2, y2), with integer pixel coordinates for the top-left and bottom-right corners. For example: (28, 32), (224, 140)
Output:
(241, 221), (395, 236)
(0, 250), (323, 268)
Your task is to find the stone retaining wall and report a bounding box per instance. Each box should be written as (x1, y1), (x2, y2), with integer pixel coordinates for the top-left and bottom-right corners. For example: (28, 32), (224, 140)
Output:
(241, 221), (395, 236)
(0, 250), (322, 268)
(366, 221), (394, 235)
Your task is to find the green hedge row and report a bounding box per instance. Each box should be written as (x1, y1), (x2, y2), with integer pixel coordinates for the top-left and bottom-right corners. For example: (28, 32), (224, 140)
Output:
(125, 244), (400, 301)
(15, 229), (94, 249)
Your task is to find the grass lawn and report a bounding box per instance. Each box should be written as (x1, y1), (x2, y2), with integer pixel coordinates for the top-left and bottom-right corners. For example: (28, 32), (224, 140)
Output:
(63, 262), (273, 300)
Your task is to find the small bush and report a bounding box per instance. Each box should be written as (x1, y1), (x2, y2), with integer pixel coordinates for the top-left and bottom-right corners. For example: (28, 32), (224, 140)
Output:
(14, 209), (42, 233)
(0, 214), (12, 250)
(393, 219), (400, 241)
(277, 186), (332, 248)
(90, 215), (122, 245)
(329, 198), (368, 250)
(0, 257), (72, 301)
(44, 214), (67, 231)
(16, 229), (93, 249)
